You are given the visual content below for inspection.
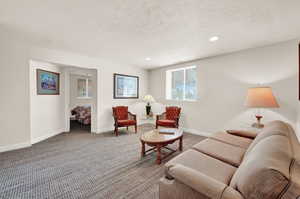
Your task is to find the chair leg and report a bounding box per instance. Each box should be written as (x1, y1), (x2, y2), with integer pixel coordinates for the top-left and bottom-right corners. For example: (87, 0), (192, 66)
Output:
(156, 123), (158, 129)
(135, 125), (137, 133)
(115, 126), (118, 136)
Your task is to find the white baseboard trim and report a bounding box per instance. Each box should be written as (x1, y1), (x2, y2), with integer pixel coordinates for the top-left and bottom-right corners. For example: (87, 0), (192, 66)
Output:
(0, 142), (32, 153)
(31, 128), (65, 144)
(95, 127), (113, 134)
(183, 128), (213, 137)
(96, 125), (140, 134)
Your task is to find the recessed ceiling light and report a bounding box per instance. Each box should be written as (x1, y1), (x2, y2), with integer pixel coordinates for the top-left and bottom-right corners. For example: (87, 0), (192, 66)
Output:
(145, 57), (151, 61)
(209, 36), (219, 42)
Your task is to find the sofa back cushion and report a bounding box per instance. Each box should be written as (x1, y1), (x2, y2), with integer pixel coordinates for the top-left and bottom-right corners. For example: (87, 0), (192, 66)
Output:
(244, 120), (289, 157)
(281, 124), (300, 199)
(230, 135), (292, 199)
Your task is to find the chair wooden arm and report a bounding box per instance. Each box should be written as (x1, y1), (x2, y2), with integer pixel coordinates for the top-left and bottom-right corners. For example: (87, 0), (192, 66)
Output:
(128, 112), (137, 121)
(112, 113), (118, 124)
(173, 115), (180, 120)
(157, 112), (166, 120)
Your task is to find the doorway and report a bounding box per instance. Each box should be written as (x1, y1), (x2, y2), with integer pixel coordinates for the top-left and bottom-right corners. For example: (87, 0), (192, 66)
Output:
(64, 66), (97, 133)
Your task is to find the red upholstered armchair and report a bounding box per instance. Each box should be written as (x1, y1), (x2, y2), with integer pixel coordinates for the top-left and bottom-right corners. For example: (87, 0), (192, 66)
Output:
(156, 106), (181, 129)
(112, 106), (137, 136)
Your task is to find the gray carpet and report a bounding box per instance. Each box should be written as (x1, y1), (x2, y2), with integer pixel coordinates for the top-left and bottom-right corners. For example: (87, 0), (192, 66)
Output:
(0, 124), (206, 199)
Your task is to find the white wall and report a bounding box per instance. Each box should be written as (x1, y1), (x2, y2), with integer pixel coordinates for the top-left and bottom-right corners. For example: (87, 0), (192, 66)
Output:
(297, 104), (300, 142)
(0, 38), (31, 152)
(30, 61), (66, 144)
(0, 28), (149, 152)
(149, 40), (299, 134)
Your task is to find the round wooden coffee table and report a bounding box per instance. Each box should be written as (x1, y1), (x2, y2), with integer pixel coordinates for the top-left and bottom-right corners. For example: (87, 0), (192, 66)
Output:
(140, 128), (183, 164)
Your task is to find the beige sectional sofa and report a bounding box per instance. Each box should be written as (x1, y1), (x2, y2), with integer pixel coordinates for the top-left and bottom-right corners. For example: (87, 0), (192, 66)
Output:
(159, 121), (300, 199)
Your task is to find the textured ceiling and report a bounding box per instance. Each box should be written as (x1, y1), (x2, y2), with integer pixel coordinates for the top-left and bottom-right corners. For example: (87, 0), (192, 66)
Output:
(0, 0), (300, 69)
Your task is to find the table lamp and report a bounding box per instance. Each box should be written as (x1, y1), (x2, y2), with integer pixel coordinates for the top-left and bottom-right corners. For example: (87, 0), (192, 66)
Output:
(245, 87), (279, 128)
(143, 95), (155, 116)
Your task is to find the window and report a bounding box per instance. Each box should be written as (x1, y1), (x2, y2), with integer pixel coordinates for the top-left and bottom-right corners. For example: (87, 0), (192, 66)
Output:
(166, 66), (197, 101)
(77, 78), (92, 98)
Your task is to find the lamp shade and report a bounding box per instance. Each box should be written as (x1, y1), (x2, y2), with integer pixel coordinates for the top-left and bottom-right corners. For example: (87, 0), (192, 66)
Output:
(245, 87), (279, 108)
(143, 95), (155, 103)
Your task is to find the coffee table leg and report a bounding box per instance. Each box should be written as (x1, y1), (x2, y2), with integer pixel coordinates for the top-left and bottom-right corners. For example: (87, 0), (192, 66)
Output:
(156, 145), (162, 164)
(141, 141), (146, 157)
(179, 136), (183, 151)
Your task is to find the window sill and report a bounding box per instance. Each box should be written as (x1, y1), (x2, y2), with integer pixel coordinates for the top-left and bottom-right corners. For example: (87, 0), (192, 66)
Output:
(166, 99), (198, 102)
(77, 97), (92, 100)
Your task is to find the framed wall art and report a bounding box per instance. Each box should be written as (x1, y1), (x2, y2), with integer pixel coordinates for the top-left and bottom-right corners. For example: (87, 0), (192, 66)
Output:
(113, 73), (139, 99)
(37, 69), (60, 95)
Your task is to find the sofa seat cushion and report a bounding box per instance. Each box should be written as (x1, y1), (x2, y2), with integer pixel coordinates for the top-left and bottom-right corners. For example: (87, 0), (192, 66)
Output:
(192, 138), (245, 167)
(157, 119), (176, 126)
(117, 119), (136, 126)
(165, 149), (236, 185)
(210, 132), (253, 149)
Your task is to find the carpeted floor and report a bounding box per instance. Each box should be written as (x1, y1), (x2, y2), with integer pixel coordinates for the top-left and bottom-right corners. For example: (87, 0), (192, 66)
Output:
(0, 124), (206, 199)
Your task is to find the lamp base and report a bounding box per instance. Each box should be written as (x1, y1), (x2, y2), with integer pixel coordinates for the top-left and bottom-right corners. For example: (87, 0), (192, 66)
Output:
(146, 105), (151, 116)
(251, 123), (264, 129)
(251, 115), (264, 129)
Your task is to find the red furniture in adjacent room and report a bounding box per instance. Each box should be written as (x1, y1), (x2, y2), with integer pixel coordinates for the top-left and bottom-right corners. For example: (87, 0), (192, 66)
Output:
(71, 106), (91, 125)
(156, 106), (181, 129)
(112, 106), (137, 136)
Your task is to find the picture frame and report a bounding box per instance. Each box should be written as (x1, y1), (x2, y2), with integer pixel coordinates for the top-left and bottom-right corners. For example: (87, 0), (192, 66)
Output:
(37, 69), (60, 95)
(113, 73), (139, 99)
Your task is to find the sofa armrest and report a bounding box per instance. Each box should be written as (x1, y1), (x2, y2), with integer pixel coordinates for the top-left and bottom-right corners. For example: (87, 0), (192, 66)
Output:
(168, 164), (225, 198)
(226, 130), (257, 139)
(168, 164), (243, 199)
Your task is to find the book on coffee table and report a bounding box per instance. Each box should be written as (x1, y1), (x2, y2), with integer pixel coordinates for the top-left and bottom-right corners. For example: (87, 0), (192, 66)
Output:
(159, 129), (175, 135)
